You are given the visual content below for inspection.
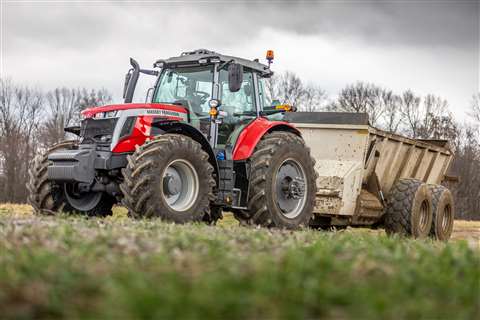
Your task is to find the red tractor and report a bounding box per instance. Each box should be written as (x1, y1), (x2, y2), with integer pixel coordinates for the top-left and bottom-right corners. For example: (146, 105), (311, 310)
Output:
(28, 49), (317, 228)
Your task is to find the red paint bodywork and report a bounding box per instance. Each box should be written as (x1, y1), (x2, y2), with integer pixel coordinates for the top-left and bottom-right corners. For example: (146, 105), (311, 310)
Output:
(112, 116), (154, 153)
(232, 117), (300, 160)
(82, 103), (188, 118)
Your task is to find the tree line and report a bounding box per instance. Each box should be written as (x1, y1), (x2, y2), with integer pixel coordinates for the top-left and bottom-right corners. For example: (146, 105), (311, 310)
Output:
(0, 78), (111, 203)
(1, 75), (478, 219)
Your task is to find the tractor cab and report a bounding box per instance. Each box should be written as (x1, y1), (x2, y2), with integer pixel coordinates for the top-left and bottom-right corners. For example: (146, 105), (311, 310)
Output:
(123, 49), (275, 152)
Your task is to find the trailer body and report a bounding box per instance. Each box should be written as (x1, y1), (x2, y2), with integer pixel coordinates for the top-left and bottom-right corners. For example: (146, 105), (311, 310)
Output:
(285, 112), (454, 225)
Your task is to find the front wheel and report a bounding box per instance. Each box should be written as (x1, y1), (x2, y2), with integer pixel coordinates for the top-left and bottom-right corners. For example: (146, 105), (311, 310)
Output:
(27, 140), (114, 217)
(240, 131), (317, 229)
(120, 134), (216, 223)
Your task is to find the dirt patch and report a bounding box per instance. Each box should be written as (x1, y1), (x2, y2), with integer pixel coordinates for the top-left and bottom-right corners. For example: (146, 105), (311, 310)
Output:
(452, 220), (480, 249)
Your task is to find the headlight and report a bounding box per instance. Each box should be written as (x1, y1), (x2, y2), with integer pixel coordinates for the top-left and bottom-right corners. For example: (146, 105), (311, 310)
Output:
(99, 134), (112, 143)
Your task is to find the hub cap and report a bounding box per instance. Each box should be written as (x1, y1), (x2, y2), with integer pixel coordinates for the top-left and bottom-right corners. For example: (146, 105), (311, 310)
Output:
(275, 158), (307, 219)
(162, 159), (199, 212)
(418, 200), (430, 233)
(442, 204), (452, 231)
(64, 183), (102, 212)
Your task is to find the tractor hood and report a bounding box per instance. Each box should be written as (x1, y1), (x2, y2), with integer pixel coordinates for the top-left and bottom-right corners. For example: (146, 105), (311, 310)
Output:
(81, 103), (188, 119)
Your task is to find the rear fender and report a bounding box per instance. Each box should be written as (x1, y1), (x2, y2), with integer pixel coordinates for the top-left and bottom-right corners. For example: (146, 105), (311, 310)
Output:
(232, 117), (301, 160)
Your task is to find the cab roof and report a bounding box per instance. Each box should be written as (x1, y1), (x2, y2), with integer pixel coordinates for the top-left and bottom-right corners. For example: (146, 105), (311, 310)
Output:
(155, 49), (273, 77)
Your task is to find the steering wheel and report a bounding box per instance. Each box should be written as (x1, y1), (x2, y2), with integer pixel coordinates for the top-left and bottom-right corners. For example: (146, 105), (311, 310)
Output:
(192, 91), (210, 104)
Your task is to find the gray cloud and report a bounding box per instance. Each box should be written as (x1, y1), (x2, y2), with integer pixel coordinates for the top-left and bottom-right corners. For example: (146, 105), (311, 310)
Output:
(2, 0), (479, 119)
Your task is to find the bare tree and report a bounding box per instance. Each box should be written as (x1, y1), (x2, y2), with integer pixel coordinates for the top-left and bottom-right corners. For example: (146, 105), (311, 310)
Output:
(329, 82), (384, 126)
(299, 84), (327, 112)
(449, 124), (480, 219)
(379, 90), (402, 133)
(276, 71), (305, 107)
(399, 90), (422, 137)
(0, 79), (43, 202)
(417, 94), (453, 139)
(78, 88), (112, 109)
(470, 93), (480, 124)
(41, 88), (112, 146)
(42, 88), (81, 145)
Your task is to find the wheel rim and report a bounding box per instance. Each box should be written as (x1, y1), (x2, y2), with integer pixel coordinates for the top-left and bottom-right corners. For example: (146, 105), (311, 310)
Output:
(162, 159), (199, 212)
(442, 204), (452, 231)
(418, 200), (430, 233)
(275, 158), (307, 219)
(64, 183), (102, 212)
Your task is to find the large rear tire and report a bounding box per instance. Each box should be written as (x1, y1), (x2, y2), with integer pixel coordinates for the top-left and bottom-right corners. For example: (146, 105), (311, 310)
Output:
(237, 131), (317, 229)
(428, 185), (455, 241)
(384, 178), (433, 238)
(120, 134), (215, 223)
(27, 140), (115, 217)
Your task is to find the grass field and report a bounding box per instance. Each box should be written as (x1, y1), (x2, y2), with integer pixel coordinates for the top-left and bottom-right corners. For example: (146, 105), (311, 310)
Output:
(0, 204), (479, 319)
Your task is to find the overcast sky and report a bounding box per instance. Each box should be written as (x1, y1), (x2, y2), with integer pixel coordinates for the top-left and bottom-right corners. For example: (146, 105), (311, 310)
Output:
(1, 0), (479, 120)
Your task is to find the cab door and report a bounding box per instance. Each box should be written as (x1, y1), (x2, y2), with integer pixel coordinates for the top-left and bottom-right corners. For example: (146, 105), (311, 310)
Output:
(216, 68), (258, 149)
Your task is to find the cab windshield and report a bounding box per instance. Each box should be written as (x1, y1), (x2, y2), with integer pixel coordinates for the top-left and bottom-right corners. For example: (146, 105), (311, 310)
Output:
(153, 66), (214, 116)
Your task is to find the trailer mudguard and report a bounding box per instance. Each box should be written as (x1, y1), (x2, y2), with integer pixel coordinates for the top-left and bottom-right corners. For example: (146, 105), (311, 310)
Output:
(232, 117), (301, 161)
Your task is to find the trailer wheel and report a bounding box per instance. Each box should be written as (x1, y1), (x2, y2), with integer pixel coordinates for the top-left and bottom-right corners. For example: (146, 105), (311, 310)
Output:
(27, 140), (77, 215)
(384, 178), (433, 238)
(240, 131), (316, 229)
(120, 134), (215, 223)
(428, 185), (455, 241)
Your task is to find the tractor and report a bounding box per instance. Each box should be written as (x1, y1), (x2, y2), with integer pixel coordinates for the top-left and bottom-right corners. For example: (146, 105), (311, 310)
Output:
(27, 49), (456, 239)
(27, 49), (317, 228)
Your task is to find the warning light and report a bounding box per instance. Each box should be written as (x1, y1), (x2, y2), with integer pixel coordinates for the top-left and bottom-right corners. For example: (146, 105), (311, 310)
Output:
(209, 107), (218, 117)
(275, 104), (296, 112)
(266, 50), (274, 61)
(266, 50), (274, 67)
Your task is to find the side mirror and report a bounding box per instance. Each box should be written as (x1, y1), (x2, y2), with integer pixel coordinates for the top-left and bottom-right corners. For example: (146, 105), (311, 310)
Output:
(228, 63), (243, 92)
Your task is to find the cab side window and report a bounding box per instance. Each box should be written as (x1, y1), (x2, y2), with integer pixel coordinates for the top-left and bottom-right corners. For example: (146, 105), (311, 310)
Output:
(219, 69), (255, 116)
(217, 68), (256, 147)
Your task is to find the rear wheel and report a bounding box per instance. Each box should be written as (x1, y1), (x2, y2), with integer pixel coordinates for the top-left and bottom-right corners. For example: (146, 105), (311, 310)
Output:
(428, 185), (455, 241)
(384, 178), (433, 238)
(237, 131), (317, 229)
(27, 140), (114, 217)
(120, 134), (215, 223)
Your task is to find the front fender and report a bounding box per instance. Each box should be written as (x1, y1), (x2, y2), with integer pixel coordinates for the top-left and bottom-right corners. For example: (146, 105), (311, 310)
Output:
(232, 117), (301, 160)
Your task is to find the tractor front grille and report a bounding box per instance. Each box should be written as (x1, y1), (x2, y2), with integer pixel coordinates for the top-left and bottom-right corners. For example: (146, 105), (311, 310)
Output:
(80, 118), (118, 145)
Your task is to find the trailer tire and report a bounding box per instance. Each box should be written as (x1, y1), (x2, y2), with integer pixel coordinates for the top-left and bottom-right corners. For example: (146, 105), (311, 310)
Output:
(384, 178), (433, 238)
(120, 134), (215, 223)
(428, 185), (454, 241)
(239, 131), (317, 229)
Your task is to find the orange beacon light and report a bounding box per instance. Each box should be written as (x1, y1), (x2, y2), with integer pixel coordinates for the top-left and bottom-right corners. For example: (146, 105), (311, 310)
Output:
(266, 50), (274, 67)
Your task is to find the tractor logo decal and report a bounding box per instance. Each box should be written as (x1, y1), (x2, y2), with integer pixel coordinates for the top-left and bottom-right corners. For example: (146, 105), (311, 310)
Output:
(146, 109), (183, 118)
